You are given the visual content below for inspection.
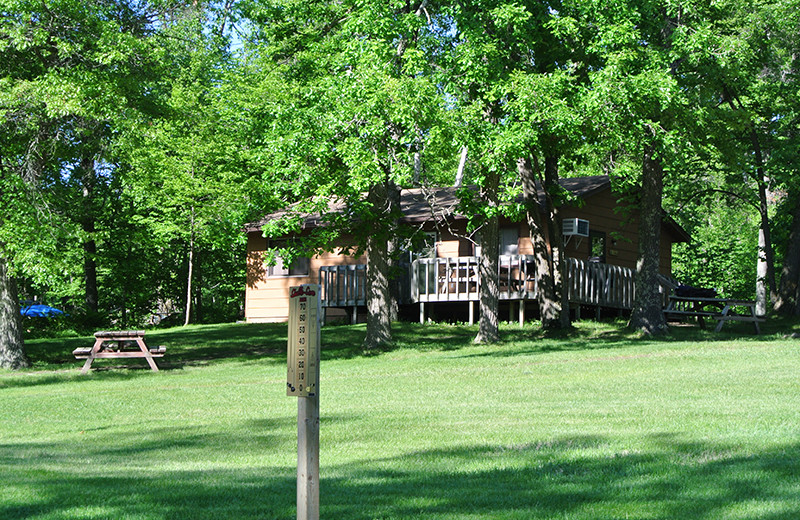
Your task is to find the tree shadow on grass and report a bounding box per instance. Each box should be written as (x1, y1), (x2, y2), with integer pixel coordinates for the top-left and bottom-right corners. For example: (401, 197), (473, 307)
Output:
(323, 438), (800, 520)
(0, 368), (147, 390)
(17, 319), (795, 383)
(20, 322), (371, 371)
(2, 427), (798, 520)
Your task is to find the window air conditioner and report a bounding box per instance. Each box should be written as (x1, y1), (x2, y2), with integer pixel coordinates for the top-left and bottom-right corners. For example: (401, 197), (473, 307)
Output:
(562, 218), (589, 237)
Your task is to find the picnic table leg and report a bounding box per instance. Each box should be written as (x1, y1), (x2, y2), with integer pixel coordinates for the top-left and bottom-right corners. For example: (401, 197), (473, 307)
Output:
(135, 338), (159, 372)
(715, 305), (732, 333)
(751, 308), (761, 334)
(690, 303), (707, 330)
(80, 338), (104, 374)
(714, 319), (724, 333)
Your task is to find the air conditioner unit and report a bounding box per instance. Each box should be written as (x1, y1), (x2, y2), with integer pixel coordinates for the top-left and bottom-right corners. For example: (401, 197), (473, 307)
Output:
(562, 218), (589, 237)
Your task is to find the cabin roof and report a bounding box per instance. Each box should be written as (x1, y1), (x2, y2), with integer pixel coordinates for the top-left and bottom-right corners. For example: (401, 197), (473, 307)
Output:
(245, 175), (690, 242)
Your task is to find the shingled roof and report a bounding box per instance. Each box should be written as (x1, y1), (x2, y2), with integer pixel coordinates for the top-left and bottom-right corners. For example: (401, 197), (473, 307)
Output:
(246, 176), (610, 231)
(244, 175), (689, 242)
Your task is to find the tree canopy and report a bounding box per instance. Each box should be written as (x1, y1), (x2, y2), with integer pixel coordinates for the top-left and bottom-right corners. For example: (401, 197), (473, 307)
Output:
(2, 0), (799, 366)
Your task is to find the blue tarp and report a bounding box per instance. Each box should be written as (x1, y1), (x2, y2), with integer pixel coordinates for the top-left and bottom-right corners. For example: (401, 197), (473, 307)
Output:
(20, 304), (65, 317)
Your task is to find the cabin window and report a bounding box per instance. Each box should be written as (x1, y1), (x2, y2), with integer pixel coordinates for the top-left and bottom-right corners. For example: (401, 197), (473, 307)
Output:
(267, 240), (310, 277)
(589, 231), (606, 263)
(418, 232), (437, 259)
(472, 228), (518, 257)
(406, 231), (437, 261)
(500, 228), (519, 255)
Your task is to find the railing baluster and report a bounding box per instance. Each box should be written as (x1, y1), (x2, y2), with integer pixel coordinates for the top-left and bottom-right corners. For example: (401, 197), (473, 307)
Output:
(399, 255), (636, 311)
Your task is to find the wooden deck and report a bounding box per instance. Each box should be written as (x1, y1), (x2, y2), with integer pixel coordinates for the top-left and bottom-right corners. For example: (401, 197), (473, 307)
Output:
(320, 256), (648, 315)
(319, 264), (366, 308)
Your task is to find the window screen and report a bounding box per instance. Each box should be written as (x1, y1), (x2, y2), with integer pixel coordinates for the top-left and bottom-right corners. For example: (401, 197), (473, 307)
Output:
(268, 241), (310, 277)
(589, 231), (606, 263)
(500, 228), (519, 255)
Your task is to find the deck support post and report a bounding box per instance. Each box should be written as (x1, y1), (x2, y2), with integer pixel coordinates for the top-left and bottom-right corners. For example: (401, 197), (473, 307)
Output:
(519, 300), (525, 327)
(468, 301), (475, 326)
(419, 302), (426, 325)
(351, 306), (357, 325)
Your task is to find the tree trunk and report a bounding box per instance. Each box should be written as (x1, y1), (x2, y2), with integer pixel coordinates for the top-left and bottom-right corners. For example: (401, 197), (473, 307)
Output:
(542, 155), (570, 330)
(387, 182), (401, 322)
(630, 144), (668, 335)
(750, 130), (777, 308)
(474, 171), (500, 344)
(518, 156), (569, 330)
(80, 156), (98, 314)
(83, 236), (98, 313)
(184, 209), (195, 327)
(756, 228), (768, 316)
(363, 183), (392, 350)
(0, 254), (28, 369)
(195, 249), (203, 323)
(455, 146), (468, 187)
(776, 199), (800, 316)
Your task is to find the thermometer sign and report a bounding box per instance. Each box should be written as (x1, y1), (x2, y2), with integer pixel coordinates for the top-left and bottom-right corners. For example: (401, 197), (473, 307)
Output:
(287, 285), (321, 397)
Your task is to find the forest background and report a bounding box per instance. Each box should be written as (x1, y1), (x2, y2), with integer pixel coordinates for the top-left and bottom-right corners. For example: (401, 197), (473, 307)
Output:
(1, 0), (799, 362)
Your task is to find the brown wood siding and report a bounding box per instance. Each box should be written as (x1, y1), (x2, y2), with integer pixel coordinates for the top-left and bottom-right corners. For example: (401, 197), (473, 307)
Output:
(515, 189), (676, 274)
(436, 227), (465, 257)
(245, 232), (365, 322)
(245, 186), (682, 321)
(561, 190), (640, 270)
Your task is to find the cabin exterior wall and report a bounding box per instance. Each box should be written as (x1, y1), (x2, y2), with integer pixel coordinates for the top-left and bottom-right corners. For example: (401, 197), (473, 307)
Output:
(245, 233), (365, 322)
(245, 187), (682, 322)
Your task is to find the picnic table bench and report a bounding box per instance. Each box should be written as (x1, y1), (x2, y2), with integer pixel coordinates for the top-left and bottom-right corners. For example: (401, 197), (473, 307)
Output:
(73, 330), (165, 374)
(664, 296), (765, 334)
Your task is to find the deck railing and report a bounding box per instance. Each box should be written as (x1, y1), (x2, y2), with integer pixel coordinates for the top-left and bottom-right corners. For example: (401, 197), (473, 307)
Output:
(565, 258), (636, 309)
(411, 255), (539, 302)
(319, 264), (367, 308)
(411, 256), (639, 308)
(320, 256), (655, 311)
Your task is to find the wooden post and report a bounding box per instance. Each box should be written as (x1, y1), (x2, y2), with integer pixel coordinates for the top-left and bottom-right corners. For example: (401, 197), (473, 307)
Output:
(297, 395), (319, 520)
(468, 301), (475, 326)
(287, 284), (321, 520)
(419, 302), (425, 324)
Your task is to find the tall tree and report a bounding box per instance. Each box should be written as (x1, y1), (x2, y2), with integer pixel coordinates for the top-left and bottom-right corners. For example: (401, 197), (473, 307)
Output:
(443, 0), (600, 334)
(0, 253), (26, 369)
(1, 0), (168, 311)
(710, 0), (799, 314)
(583, 0), (708, 334)
(440, 2), (537, 342)
(0, 0), (161, 363)
(115, 1), (255, 326)
(244, 0), (446, 349)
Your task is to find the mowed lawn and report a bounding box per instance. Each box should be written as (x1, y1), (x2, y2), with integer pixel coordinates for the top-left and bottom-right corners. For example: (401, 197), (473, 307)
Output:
(2, 320), (799, 519)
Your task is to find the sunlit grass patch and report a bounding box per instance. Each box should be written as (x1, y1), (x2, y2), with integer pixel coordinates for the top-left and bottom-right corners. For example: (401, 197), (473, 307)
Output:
(3, 320), (800, 519)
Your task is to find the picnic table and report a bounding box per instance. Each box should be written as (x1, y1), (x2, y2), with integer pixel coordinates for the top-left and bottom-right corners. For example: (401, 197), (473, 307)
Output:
(664, 296), (765, 334)
(73, 330), (165, 374)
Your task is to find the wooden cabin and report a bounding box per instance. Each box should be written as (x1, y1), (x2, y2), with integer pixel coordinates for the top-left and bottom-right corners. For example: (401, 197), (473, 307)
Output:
(244, 176), (690, 324)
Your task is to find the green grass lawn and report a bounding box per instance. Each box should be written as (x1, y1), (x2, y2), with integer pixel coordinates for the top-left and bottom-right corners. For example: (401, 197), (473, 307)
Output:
(2, 319), (800, 519)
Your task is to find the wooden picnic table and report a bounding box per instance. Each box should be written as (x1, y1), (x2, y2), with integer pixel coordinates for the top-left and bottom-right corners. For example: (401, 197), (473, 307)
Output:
(664, 296), (765, 334)
(73, 330), (165, 374)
